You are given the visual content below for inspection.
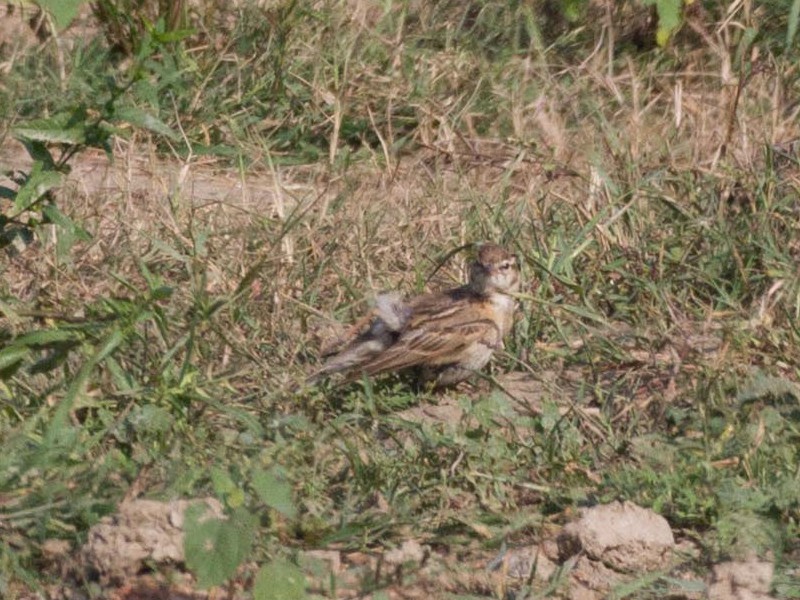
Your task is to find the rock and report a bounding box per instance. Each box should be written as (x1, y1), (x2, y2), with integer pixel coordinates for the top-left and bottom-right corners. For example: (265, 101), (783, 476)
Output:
(568, 556), (626, 600)
(384, 539), (426, 566)
(558, 500), (675, 572)
(487, 543), (559, 582)
(707, 556), (775, 600)
(41, 538), (72, 559)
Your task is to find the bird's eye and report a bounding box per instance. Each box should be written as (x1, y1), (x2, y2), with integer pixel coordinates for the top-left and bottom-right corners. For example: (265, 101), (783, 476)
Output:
(499, 262), (511, 271)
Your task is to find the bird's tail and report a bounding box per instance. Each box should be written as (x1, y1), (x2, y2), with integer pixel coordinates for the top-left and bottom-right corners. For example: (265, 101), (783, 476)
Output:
(306, 292), (410, 386)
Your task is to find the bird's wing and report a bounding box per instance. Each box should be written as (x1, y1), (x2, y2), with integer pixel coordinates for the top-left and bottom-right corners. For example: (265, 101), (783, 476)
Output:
(319, 312), (376, 358)
(309, 294), (411, 383)
(356, 315), (502, 377)
(319, 292), (409, 358)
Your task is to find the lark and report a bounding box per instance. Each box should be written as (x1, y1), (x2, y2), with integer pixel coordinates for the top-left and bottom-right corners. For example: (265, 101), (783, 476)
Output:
(307, 243), (520, 388)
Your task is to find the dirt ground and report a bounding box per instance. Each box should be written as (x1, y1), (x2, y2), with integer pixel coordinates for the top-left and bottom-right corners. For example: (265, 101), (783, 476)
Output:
(55, 497), (771, 600)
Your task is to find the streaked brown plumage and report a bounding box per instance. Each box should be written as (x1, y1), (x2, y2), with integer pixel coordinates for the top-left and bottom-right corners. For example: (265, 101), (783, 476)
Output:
(307, 243), (520, 388)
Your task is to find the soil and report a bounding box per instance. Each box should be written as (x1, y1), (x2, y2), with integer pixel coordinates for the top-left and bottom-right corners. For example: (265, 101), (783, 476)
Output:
(63, 497), (778, 599)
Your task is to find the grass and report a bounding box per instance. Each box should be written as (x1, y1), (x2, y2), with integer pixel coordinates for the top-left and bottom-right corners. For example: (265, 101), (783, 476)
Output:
(1, 0), (800, 597)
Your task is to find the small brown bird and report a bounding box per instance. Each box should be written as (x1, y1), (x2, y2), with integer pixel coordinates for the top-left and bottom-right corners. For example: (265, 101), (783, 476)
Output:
(307, 243), (520, 388)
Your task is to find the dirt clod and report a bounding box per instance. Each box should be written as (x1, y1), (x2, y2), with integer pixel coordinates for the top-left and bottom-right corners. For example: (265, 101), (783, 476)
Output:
(550, 501), (676, 598)
(81, 498), (224, 584)
(384, 539), (427, 566)
(707, 556), (775, 600)
(558, 500), (675, 572)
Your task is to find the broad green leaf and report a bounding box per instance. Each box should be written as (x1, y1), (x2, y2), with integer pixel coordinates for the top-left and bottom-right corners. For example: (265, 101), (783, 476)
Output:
(12, 329), (80, 347)
(184, 505), (256, 588)
(19, 139), (56, 168)
(734, 27), (758, 68)
(655, 0), (682, 47)
(13, 166), (63, 212)
(560, 0), (586, 23)
(226, 488), (246, 508)
(0, 346), (29, 371)
(105, 355), (135, 392)
(41, 204), (92, 262)
(151, 286), (175, 300)
(472, 393), (514, 429)
(195, 144), (239, 158)
(252, 468), (297, 518)
(13, 124), (86, 145)
(789, 0), (800, 47)
(114, 107), (180, 141)
(152, 27), (195, 44)
(93, 328), (125, 364)
(209, 467), (247, 508)
(42, 204), (92, 263)
(253, 559), (307, 600)
(41, 205), (91, 241)
(41, 366), (90, 454)
(211, 467), (237, 497)
(34, 0), (85, 30)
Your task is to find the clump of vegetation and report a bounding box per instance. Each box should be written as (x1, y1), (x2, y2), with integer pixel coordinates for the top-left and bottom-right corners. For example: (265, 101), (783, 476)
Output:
(1, 0), (799, 597)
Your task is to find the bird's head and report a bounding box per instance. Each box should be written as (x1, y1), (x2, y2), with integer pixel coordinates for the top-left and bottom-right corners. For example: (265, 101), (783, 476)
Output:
(468, 243), (520, 295)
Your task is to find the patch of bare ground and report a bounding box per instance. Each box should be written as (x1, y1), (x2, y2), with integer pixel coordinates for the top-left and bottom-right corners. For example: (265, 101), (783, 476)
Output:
(63, 498), (778, 599)
(81, 498), (224, 584)
(1, 135), (323, 316)
(43, 499), (241, 600)
(0, 4), (39, 65)
(708, 556), (776, 600)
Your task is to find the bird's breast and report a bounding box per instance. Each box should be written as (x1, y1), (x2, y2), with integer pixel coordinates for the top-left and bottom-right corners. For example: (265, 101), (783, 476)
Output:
(488, 293), (517, 336)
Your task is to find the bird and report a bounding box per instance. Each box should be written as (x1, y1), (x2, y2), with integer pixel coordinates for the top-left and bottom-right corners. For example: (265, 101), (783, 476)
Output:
(306, 243), (520, 388)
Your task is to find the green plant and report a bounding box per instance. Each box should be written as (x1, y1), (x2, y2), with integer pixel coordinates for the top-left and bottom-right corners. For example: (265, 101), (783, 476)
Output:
(2, 21), (183, 261)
